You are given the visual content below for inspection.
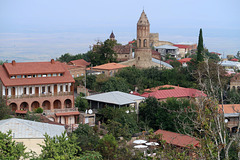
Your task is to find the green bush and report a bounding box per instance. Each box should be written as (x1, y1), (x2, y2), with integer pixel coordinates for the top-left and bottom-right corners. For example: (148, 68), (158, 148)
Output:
(35, 107), (43, 113)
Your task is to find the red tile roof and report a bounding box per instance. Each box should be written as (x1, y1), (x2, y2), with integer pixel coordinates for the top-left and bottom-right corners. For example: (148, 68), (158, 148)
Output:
(69, 59), (90, 67)
(164, 59), (174, 64)
(141, 88), (206, 100)
(0, 61), (75, 87)
(210, 52), (221, 55)
(3, 60), (65, 76)
(15, 110), (27, 114)
(55, 111), (80, 116)
(219, 104), (240, 114)
(173, 44), (192, 49)
(113, 45), (131, 54)
(230, 58), (239, 62)
(155, 129), (200, 148)
(90, 63), (128, 70)
(178, 58), (192, 64)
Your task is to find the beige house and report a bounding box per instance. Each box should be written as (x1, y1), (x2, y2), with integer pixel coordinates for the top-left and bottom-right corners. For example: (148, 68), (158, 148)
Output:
(0, 118), (65, 155)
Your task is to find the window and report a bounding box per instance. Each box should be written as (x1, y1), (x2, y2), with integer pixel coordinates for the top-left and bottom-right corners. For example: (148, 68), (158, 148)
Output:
(42, 86), (45, 93)
(17, 75), (21, 78)
(48, 86), (51, 93)
(47, 74), (51, 77)
(10, 76), (16, 79)
(81, 73), (84, 76)
(144, 39), (147, 47)
(38, 74), (42, 77)
(27, 75), (31, 78)
(139, 39), (141, 47)
(58, 73), (63, 76)
(77, 74), (79, 77)
(22, 75), (27, 78)
(42, 74), (47, 77)
(29, 87), (32, 94)
(53, 73), (57, 77)
(60, 85), (63, 92)
(33, 75), (36, 78)
(138, 57), (140, 60)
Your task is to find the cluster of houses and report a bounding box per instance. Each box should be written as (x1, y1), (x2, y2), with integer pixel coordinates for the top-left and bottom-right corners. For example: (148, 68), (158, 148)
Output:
(0, 10), (239, 157)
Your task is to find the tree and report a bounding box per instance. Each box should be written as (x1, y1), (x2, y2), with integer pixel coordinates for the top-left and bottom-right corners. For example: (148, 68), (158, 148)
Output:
(75, 95), (89, 111)
(0, 96), (11, 120)
(97, 134), (118, 160)
(197, 28), (204, 62)
(39, 132), (81, 159)
(101, 77), (130, 93)
(72, 124), (100, 152)
(0, 131), (27, 159)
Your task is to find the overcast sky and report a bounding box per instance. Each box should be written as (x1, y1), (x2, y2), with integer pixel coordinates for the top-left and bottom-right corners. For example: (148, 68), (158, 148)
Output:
(0, 0), (239, 62)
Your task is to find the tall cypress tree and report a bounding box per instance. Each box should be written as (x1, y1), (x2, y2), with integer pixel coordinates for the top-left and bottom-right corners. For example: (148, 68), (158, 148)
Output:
(197, 28), (204, 62)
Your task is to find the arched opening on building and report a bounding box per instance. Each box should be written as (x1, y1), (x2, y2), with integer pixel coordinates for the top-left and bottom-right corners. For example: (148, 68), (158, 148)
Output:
(232, 126), (238, 133)
(232, 86), (236, 91)
(20, 102), (29, 111)
(53, 100), (61, 109)
(143, 39), (147, 47)
(9, 103), (17, 111)
(64, 99), (72, 108)
(42, 100), (51, 110)
(139, 39), (141, 47)
(31, 101), (40, 111)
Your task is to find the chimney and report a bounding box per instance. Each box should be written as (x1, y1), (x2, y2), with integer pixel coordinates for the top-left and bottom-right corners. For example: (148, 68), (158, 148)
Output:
(51, 59), (55, 64)
(12, 60), (16, 66)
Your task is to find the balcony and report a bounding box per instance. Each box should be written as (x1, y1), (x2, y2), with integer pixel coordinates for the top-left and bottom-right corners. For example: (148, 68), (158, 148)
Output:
(43, 107), (78, 116)
(3, 91), (74, 99)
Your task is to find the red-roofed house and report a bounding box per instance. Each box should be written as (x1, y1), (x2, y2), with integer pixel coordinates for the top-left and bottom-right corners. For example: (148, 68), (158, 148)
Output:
(68, 59), (90, 67)
(230, 58), (239, 62)
(87, 63), (128, 77)
(0, 59), (79, 125)
(178, 58), (192, 67)
(154, 129), (200, 148)
(173, 44), (197, 57)
(141, 88), (206, 101)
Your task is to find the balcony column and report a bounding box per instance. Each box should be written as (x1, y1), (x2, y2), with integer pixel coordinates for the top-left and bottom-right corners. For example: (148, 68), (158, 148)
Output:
(15, 87), (18, 96)
(51, 84), (54, 95)
(32, 86), (35, 94)
(63, 84), (66, 92)
(57, 84), (60, 92)
(2, 85), (5, 96)
(26, 86), (29, 95)
(68, 83), (71, 92)
(39, 86), (41, 95)
(8, 87), (11, 97)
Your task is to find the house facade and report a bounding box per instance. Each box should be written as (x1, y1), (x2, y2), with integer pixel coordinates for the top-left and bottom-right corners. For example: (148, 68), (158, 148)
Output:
(0, 59), (79, 125)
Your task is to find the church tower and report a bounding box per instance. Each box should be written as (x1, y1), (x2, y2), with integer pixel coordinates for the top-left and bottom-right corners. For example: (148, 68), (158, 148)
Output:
(134, 10), (152, 68)
(110, 31), (115, 41)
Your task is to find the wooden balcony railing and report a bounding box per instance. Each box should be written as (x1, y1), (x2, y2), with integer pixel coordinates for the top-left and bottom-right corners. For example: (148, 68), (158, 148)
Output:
(3, 91), (74, 99)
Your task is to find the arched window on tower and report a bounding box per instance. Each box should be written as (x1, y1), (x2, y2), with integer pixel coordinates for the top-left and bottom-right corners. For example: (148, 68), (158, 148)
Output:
(139, 39), (141, 47)
(144, 39), (147, 47)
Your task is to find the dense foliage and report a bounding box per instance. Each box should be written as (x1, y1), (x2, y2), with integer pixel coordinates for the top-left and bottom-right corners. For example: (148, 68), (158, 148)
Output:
(0, 96), (11, 120)
(0, 131), (27, 159)
(75, 95), (89, 111)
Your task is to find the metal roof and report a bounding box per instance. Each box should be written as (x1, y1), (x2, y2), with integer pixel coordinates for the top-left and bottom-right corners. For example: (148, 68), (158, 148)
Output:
(85, 91), (145, 105)
(0, 118), (65, 139)
(152, 58), (173, 69)
(219, 61), (240, 68)
(155, 45), (178, 49)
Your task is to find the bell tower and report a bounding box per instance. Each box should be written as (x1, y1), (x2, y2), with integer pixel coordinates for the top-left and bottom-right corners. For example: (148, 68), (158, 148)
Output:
(134, 10), (152, 68)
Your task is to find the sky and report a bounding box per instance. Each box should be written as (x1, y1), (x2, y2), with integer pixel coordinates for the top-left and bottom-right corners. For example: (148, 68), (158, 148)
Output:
(0, 0), (239, 62)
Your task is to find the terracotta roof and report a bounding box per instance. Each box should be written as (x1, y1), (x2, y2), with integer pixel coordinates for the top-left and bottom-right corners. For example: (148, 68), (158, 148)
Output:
(164, 59), (174, 64)
(55, 111), (80, 117)
(210, 52), (221, 55)
(173, 44), (192, 49)
(0, 62), (75, 87)
(155, 129), (200, 148)
(144, 85), (184, 92)
(69, 59), (90, 67)
(113, 45), (131, 54)
(219, 104), (240, 114)
(91, 63), (128, 70)
(15, 110), (27, 114)
(62, 63), (85, 70)
(141, 88), (206, 100)
(3, 60), (65, 76)
(178, 58), (192, 64)
(230, 58), (239, 62)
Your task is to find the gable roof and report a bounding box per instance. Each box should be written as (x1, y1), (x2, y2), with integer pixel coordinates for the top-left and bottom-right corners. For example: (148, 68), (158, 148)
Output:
(0, 118), (65, 139)
(152, 58), (173, 69)
(155, 129), (200, 148)
(91, 63), (128, 70)
(173, 44), (192, 49)
(155, 45), (178, 50)
(144, 85), (184, 92)
(141, 88), (206, 99)
(69, 59), (90, 67)
(86, 91), (145, 105)
(113, 45), (131, 54)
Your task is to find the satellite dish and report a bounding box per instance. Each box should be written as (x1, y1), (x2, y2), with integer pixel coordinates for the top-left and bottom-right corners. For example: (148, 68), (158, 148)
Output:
(225, 119), (229, 123)
(88, 109), (93, 114)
